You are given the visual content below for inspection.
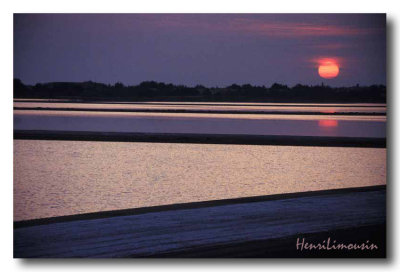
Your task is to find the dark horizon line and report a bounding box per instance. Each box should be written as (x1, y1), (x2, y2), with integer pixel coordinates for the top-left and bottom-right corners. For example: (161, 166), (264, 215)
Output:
(14, 78), (386, 103)
(15, 78), (386, 89)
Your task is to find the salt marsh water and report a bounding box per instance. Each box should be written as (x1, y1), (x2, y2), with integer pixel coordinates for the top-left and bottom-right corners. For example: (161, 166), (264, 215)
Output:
(14, 111), (385, 138)
(14, 140), (386, 221)
(13, 102), (387, 221)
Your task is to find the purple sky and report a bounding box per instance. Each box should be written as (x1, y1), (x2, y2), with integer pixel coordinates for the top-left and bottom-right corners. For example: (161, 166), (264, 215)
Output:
(14, 14), (386, 87)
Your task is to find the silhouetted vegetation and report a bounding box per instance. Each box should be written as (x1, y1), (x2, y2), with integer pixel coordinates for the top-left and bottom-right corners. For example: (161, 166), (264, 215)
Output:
(14, 79), (386, 103)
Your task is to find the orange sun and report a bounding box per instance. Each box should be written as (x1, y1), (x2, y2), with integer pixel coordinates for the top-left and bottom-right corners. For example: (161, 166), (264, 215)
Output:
(318, 59), (340, 79)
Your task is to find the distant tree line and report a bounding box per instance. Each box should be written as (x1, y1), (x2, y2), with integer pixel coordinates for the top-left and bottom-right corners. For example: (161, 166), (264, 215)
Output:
(14, 79), (386, 103)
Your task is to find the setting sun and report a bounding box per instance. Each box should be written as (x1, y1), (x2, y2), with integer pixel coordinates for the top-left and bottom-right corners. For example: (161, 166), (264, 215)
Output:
(318, 59), (340, 79)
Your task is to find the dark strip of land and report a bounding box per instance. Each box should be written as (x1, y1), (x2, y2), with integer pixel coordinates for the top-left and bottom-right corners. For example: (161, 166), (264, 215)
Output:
(14, 130), (386, 148)
(14, 185), (385, 229)
(13, 106), (386, 116)
(14, 99), (387, 108)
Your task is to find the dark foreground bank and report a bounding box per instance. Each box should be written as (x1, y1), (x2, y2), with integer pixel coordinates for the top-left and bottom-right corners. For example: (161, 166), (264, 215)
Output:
(14, 130), (386, 148)
(14, 186), (386, 258)
(150, 224), (386, 258)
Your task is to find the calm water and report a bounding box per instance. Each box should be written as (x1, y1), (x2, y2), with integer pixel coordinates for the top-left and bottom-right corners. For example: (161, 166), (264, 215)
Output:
(14, 102), (386, 138)
(14, 111), (386, 138)
(13, 102), (387, 221)
(14, 140), (386, 221)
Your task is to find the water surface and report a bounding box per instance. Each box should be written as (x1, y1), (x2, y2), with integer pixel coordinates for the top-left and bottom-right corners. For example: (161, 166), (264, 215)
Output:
(14, 140), (386, 221)
(14, 110), (386, 138)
